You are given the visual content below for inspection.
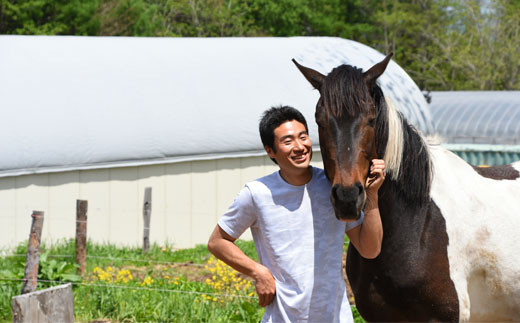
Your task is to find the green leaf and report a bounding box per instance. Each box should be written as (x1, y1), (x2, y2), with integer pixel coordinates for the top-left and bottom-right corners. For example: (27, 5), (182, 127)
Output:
(39, 251), (48, 263)
(57, 261), (68, 274)
(240, 301), (256, 315)
(0, 269), (17, 279)
(60, 274), (82, 282)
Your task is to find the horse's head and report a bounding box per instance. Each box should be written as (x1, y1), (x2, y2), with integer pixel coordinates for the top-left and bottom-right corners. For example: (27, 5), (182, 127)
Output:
(293, 54), (393, 221)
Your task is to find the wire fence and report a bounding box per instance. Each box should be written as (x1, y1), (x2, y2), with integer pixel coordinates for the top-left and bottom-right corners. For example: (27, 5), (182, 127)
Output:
(0, 214), (191, 251)
(0, 216), (156, 230)
(0, 211), (197, 262)
(0, 203), (258, 302)
(0, 278), (256, 300)
(3, 254), (206, 267)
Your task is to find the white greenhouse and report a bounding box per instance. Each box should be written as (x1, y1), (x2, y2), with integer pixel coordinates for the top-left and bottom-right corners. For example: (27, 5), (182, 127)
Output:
(0, 35), (432, 249)
(429, 91), (520, 165)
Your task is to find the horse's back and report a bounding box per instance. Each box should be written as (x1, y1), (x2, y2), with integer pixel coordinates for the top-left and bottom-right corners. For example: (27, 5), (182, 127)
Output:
(472, 162), (520, 180)
(429, 145), (520, 321)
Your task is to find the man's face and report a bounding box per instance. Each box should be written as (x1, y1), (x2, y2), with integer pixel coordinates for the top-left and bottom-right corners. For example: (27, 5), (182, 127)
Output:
(266, 120), (312, 172)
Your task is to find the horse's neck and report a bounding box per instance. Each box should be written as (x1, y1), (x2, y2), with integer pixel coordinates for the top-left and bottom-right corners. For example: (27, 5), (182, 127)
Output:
(378, 176), (432, 240)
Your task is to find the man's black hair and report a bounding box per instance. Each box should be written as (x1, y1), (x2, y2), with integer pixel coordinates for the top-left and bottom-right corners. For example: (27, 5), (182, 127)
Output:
(259, 105), (309, 164)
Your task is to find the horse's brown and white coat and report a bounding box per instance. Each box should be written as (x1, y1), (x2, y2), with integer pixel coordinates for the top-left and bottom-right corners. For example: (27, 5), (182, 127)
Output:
(430, 147), (520, 321)
(294, 54), (520, 321)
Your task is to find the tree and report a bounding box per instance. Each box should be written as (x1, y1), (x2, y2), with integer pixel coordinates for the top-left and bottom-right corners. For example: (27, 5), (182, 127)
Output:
(0, 0), (100, 35)
(0, 0), (518, 90)
(370, 0), (520, 90)
(151, 0), (258, 37)
(96, 0), (160, 36)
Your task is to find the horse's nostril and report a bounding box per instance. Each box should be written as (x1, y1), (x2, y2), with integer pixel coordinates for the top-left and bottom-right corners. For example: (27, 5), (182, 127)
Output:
(332, 184), (361, 203)
(356, 182), (363, 196)
(332, 185), (339, 201)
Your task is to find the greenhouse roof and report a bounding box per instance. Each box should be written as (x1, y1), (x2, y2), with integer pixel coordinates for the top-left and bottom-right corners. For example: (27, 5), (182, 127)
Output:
(430, 91), (520, 145)
(0, 35), (432, 177)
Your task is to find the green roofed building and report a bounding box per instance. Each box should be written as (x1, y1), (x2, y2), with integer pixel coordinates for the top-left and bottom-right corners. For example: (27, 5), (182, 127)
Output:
(430, 91), (520, 166)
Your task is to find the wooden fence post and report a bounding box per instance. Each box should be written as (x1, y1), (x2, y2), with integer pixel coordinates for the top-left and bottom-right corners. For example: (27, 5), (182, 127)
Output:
(21, 211), (44, 295)
(143, 187), (152, 253)
(75, 200), (88, 275)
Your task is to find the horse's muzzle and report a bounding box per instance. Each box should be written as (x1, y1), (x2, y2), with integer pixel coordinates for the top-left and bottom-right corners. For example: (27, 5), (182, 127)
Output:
(330, 183), (365, 220)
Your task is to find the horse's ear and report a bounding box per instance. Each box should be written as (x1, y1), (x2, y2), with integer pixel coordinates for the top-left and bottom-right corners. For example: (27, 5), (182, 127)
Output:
(292, 59), (325, 91)
(363, 52), (393, 88)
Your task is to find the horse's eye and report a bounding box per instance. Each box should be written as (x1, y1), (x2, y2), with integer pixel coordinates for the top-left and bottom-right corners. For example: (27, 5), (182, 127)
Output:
(315, 108), (326, 128)
(367, 118), (376, 127)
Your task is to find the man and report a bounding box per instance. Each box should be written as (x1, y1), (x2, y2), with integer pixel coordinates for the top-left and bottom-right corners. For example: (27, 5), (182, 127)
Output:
(208, 106), (385, 322)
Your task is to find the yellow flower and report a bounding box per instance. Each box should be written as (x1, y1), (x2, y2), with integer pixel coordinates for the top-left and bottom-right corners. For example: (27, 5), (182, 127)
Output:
(141, 276), (154, 287)
(203, 255), (255, 297)
(115, 269), (133, 283)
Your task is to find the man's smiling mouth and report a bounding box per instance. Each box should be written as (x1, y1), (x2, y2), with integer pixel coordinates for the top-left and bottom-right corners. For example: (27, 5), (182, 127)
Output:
(292, 153), (308, 162)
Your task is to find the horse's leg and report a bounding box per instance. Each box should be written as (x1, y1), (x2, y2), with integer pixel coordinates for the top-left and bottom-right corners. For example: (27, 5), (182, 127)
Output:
(347, 246), (409, 321)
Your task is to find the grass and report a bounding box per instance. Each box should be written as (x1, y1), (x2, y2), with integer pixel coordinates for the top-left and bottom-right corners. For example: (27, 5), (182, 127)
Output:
(0, 239), (363, 322)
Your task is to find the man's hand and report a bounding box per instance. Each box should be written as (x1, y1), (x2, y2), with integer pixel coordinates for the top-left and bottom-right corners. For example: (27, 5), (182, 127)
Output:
(365, 159), (386, 209)
(346, 159), (386, 259)
(253, 263), (276, 307)
(208, 225), (276, 307)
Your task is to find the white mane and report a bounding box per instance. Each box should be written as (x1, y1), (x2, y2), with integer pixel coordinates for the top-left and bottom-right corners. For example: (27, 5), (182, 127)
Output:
(384, 97), (433, 182)
(383, 98), (404, 181)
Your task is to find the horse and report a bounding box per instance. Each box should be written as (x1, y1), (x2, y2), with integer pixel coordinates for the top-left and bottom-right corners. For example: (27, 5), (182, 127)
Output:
(293, 54), (520, 321)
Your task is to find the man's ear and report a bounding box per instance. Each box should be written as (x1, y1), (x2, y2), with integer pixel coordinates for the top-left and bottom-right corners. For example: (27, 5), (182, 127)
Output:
(265, 145), (276, 159)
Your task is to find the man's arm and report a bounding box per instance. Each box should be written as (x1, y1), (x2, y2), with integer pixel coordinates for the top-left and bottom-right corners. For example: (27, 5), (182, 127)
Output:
(346, 159), (385, 259)
(207, 225), (276, 307)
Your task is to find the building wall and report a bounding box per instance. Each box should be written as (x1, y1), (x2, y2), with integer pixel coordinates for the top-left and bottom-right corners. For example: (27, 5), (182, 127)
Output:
(0, 154), (324, 250)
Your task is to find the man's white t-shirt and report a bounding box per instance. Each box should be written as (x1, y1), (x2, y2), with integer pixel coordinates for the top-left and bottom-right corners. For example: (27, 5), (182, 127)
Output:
(218, 166), (364, 323)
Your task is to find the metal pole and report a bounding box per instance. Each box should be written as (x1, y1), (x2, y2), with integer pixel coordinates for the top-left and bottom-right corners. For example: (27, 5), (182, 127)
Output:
(143, 187), (152, 253)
